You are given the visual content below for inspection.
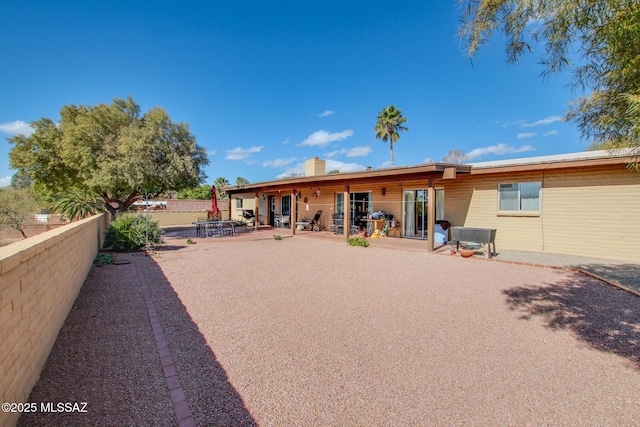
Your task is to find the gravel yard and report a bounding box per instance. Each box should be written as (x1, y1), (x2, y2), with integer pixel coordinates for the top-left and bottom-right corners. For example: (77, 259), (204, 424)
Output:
(20, 234), (640, 426)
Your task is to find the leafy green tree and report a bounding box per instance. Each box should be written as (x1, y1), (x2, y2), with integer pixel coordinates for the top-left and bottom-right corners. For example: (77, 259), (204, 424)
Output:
(51, 187), (105, 221)
(0, 187), (40, 239)
(179, 184), (212, 200)
(375, 105), (408, 168)
(8, 96), (209, 216)
(235, 177), (250, 186)
(214, 177), (230, 199)
(10, 174), (32, 190)
(458, 0), (640, 168)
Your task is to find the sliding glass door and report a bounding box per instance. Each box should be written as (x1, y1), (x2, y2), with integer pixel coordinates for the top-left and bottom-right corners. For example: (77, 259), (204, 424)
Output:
(403, 189), (444, 239)
(335, 192), (371, 227)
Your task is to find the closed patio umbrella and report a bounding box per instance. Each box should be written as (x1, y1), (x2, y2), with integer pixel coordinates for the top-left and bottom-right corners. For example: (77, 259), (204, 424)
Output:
(211, 185), (220, 218)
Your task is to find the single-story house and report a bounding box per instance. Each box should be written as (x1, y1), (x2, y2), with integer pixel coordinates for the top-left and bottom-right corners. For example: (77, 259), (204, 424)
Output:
(224, 150), (640, 262)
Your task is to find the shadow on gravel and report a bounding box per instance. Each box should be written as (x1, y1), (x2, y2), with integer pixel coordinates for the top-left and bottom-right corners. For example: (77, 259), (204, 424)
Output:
(19, 254), (256, 427)
(571, 263), (640, 293)
(504, 271), (640, 369)
(141, 255), (258, 426)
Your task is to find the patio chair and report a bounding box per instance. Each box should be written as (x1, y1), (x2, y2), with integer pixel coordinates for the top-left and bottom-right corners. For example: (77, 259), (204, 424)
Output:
(280, 215), (290, 228)
(308, 210), (323, 232)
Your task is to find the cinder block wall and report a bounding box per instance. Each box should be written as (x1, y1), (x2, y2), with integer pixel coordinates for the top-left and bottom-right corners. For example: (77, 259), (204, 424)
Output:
(166, 199), (229, 212)
(0, 214), (108, 427)
(128, 210), (230, 227)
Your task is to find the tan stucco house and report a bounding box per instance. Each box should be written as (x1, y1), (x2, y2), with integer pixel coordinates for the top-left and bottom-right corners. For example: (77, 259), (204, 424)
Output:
(224, 150), (640, 262)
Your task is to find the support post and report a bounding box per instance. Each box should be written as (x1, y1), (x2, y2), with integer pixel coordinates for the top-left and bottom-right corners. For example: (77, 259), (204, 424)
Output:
(291, 190), (297, 235)
(427, 179), (435, 252)
(254, 193), (260, 230)
(343, 185), (350, 240)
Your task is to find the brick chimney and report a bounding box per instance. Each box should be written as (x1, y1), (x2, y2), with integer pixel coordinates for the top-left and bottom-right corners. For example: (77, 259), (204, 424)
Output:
(305, 157), (326, 177)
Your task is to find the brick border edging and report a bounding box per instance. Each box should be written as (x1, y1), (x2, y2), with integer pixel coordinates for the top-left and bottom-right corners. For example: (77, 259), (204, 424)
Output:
(135, 263), (196, 427)
(436, 250), (640, 299)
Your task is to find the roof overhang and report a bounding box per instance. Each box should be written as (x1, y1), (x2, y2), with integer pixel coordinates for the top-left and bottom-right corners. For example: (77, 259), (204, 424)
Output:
(470, 154), (633, 175)
(223, 163), (471, 195)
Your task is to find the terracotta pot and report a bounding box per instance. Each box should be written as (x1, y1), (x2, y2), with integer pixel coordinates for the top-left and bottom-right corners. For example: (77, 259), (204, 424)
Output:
(459, 249), (475, 258)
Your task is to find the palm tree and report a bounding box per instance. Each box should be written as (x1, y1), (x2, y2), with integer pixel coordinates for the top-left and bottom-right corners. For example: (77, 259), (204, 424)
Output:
(51, 187), (105, 221)
(375, 105), (408, 168)
(214, 177), (230, 200)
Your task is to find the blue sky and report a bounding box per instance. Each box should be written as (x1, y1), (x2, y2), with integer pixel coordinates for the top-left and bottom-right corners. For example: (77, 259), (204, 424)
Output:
(0, 1), (588, 188)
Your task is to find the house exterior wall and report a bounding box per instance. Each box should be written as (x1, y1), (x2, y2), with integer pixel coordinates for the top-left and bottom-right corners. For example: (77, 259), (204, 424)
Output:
(229, 193), (257, 223)
(227, 160), (639, 262)
(440, 165), (640, 262)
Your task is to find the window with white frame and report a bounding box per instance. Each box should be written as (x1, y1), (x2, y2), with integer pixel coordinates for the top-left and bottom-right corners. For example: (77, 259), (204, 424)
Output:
(498, 182), (541, 211)
(236, 197), (243, 208)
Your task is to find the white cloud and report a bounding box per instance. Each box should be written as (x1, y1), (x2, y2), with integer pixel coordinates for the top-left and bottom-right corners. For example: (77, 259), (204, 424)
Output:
(543, 130), (558, 136)
(225, 145), (264, 160)
(0, 175), (11, 188)
(325, 159), (366, 173)
(521, 115), (563, 127)
(324, 146), (371, 158)
(466, 143), (535, 160)
(345, 146), (371, 157)
(276, 166), (304, 179)
(320, 110), (334, 117)
(0, 120), (33, 136)
(517, 132), (536, 139)
(298, 129), (354, 147)
(207, 149), (217, 156)
(263, 157), (296, 168)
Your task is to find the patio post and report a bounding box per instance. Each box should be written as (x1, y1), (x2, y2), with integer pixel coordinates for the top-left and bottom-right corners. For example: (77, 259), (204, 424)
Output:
(427, 179), (435, 252)
(291, 189), (297, 235)
(254, 193), (260, 230)
(343, 184), (350, 240)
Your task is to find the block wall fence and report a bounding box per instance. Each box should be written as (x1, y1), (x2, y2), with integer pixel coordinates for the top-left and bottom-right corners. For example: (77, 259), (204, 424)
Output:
(0, 214), (109, 427)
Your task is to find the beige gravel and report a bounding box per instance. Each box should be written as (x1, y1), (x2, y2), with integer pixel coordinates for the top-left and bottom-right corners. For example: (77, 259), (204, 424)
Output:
(19, 232), (640, 426)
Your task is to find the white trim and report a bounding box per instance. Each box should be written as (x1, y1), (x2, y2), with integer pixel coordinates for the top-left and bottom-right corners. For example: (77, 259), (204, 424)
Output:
(470, 149), (632, 169)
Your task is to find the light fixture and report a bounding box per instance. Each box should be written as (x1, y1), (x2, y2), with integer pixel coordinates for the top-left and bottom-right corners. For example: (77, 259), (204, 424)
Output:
(381, 188), (386, 196)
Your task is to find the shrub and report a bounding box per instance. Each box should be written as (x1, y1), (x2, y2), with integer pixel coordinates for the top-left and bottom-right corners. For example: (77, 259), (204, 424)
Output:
(104, 215), (162, 252)
(93, 253), (114, 266)
(347, 236), (369, 247)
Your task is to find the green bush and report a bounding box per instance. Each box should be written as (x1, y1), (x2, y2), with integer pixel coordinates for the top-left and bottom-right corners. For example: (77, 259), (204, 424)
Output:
(104, 215), (162, 252)
(347, 236), (369, 247)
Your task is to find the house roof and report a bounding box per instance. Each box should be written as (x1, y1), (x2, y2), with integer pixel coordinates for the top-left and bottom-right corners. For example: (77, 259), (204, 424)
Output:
(223, 149), (635, 194)
(469, 149), (635, 174)
(223, 163), (470, 194)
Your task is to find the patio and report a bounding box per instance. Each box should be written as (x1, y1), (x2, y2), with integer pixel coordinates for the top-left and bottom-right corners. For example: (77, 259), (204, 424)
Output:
(19, 228), (640, 426)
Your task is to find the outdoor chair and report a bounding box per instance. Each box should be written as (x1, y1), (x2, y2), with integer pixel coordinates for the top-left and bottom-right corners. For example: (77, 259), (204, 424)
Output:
(280, 215), (290, 228)
(196, 217), (209, 238)
(308, 210), (323, 231)
(218, 221), (235, 237)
